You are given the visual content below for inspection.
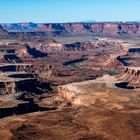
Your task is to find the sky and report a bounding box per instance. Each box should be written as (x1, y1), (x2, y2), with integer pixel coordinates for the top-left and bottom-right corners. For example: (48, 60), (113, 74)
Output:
(0, 0), (140, 23)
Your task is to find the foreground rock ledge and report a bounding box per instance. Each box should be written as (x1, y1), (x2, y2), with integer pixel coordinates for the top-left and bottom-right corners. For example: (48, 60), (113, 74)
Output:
(58, 75), (140, 109)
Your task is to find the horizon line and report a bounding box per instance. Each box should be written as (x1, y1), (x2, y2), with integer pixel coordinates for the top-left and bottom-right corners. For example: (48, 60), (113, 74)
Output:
(1, 20), (140, 24)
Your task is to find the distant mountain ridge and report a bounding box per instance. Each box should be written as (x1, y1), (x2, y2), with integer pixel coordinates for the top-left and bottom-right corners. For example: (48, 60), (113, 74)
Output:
(1, 22), (140, 38)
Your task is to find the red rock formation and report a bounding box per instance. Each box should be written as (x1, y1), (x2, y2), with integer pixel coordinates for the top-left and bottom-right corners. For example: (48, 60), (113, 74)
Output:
(16, 48), (29, 58)
(91, 23), (103, 33)
(2, 22), (140, 38)
(103, 23), (118, 35)
(40, 42), (64, 52)
(120, 23), (138, 35)
(104, 57), (124, 70)
(70, 23), (85, 32)
(33, 39), (126, 52)
(118, 67), (140, 88)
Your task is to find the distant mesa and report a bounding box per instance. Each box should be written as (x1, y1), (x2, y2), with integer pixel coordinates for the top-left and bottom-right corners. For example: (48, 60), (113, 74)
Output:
(2, 22), (140, 38)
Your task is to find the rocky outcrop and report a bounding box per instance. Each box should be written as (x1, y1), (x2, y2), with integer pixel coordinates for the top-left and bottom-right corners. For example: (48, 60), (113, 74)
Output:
(63, 39), (119, 51)
(32, 39), (124, 52)
(118, 67), (140, 88)
(37, 42), (64, 52)
(32, 65), (58, 82)
(15, 48), (29, 58)
(104, 57), (124, 70)
(64, 41), (96, 51)
(2, 22), (140, 38)
(58, 74), (139, 108)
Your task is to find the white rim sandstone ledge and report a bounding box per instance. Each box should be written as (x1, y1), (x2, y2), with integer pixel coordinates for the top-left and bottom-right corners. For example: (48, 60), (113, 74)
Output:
(58, 75), (119, 106)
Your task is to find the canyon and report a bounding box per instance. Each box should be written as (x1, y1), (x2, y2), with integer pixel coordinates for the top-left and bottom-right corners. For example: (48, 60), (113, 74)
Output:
(0, 23), (139, 140)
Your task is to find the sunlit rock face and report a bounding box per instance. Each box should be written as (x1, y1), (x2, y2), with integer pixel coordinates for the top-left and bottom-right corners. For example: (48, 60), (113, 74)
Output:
(16, 48), (29, 58)
(58, 75), (121, 107)
(33, 43), (64, 52)
(118, 67), (140, 88)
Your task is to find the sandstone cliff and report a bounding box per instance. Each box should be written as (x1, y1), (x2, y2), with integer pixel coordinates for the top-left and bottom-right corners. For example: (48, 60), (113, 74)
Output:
(118, 67), (140, 88)
(2, 22), (140, 38)
(33, 39), (125, 52)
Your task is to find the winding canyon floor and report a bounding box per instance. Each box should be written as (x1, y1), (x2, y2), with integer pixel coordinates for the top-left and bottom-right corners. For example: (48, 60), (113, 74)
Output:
(0, 36), (140, 140)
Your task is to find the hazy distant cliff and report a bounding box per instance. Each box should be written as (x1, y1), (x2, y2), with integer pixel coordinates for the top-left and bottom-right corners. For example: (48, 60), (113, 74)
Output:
(2, 22), (140, 38)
